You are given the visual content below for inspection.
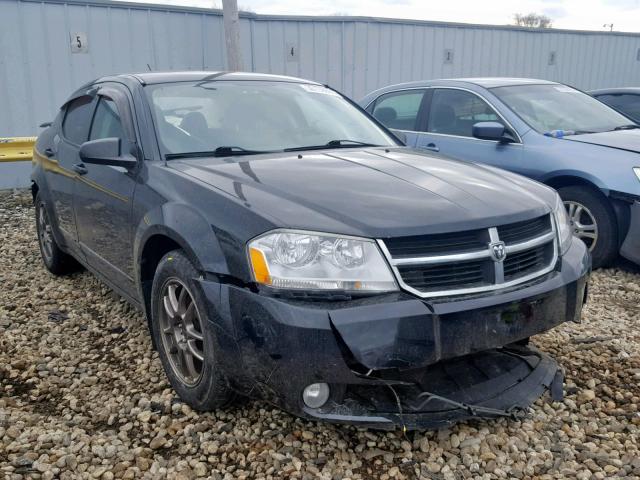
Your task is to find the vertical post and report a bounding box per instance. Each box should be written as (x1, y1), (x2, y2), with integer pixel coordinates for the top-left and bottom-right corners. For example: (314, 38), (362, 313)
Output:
(222, 0), (243, 71)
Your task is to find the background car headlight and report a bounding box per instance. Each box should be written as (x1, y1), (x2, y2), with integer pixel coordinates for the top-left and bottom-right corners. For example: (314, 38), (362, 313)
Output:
(634, 167), (640, 182)
(248, 230), (398, 292)
(553, 194), (573, 255)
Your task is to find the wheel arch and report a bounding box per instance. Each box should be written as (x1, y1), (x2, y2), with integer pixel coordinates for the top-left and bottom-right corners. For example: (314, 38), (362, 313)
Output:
(544, 173), (629, 248)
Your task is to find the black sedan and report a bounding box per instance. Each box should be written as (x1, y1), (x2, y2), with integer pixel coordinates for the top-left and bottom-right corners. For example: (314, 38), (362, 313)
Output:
(32, 71), (590, 429)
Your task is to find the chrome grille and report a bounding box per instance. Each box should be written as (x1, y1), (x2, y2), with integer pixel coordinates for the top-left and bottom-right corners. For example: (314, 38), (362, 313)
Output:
(379, 214), (557, 298)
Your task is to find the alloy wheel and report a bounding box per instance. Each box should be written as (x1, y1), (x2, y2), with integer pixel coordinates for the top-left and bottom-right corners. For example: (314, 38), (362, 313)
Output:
(564, 200), (598, 251)
(38, 203), (54, 263)
(158, 278), (205, 386)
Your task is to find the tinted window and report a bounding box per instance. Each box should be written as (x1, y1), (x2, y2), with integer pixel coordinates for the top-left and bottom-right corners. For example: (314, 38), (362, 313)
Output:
(596, 93), (640, 123)
(62, 96), (95, 144)
(492, 84), (631, 134)
(371, 90), (425, 131)
(428, 89), (502, 137)
(90, 98), (125, 140)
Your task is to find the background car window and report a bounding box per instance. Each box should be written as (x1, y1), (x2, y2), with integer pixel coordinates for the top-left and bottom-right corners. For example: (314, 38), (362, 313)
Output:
(492, 84), (630, 134)
(596, 94), (640, 123)
(428, 89), (502, 137)
(62, 96), (95, 144)
(90, 98), (125, 140)
(371, 90), (425, 131)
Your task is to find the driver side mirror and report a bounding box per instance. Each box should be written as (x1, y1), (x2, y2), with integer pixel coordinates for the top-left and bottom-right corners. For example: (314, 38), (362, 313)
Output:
(79, 138), (138, 169)
(472, 121), (515, 143)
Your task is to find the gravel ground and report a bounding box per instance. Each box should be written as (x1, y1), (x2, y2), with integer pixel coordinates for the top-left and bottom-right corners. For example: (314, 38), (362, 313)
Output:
(1, 190), (640, 480)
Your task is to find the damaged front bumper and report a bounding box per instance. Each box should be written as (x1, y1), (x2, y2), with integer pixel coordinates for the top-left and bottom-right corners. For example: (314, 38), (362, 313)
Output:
(197, 238), (589, 429)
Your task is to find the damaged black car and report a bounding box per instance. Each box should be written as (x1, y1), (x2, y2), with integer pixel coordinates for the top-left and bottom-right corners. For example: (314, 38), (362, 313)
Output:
(32, 72), (590, 430)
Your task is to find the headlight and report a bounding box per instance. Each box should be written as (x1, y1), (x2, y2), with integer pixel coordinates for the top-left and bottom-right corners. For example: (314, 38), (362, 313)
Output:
(634, 167), (640, 182)
(553, 193), (573, 255)
(248, 230), (398, 292)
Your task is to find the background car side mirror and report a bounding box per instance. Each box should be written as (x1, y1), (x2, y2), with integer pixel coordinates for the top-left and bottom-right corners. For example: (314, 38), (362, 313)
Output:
(79, 138), (138, 169)
(472, 121), (515, 143)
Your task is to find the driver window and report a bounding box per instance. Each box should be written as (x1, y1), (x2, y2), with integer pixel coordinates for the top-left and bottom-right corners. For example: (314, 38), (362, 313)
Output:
(428, 89), (503, 137)
(90, 98), (125, 140)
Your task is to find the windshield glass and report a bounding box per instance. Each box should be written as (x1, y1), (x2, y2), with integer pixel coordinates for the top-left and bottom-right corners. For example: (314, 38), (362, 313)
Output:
(492, 84), (632, 134)
(144, 80), (396, 155)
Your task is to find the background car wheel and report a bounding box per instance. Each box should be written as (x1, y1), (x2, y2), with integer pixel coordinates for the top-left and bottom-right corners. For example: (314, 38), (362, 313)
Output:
(558, 186), (618, 268)
(150, 250), (235, 411)
(35, 193), (80, 275)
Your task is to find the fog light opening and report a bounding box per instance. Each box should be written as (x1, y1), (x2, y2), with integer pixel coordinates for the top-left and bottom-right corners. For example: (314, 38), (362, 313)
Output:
(302, 383), (330, 409)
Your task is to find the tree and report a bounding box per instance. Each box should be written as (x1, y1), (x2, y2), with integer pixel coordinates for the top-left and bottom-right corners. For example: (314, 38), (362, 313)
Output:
(513, 13), (553, 28)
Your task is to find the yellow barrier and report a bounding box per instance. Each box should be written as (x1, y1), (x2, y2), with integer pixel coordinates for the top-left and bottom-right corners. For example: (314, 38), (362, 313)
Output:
(0, 137), (36, 162)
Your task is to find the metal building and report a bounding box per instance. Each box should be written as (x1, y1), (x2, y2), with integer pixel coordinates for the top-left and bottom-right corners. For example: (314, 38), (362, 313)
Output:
(1, 0), (640, 187)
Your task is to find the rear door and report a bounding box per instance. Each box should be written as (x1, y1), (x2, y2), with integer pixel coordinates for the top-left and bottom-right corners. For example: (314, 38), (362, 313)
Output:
(366, 89), (428, 147)
(415, 88), (523, 167)
(51, 94), (97, 253)
(73, 84), (140, 294)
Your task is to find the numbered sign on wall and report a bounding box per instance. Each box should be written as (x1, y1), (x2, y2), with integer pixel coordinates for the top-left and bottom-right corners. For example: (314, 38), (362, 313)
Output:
(70, 32), (88, 53)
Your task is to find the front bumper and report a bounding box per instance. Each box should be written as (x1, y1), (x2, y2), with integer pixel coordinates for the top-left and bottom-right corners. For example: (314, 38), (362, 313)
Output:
(621, 201), (640, 265)
(196, 238), (590, 429)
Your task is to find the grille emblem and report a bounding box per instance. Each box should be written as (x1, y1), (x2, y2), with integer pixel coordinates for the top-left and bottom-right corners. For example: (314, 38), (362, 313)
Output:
(489, 241), (506, 262)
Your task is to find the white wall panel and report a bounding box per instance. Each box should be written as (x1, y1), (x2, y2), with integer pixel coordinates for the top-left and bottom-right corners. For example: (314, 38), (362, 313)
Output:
(1, 0), (640, 137)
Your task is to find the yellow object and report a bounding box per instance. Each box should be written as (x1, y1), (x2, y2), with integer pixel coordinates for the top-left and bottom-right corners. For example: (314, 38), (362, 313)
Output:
(0, 137), (36, 162)
(249, 248), (271, 285)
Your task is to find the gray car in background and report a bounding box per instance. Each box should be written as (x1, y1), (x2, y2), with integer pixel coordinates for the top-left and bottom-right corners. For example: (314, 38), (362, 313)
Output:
(360, 78), (640, 268)
(591, 88), (640, 124)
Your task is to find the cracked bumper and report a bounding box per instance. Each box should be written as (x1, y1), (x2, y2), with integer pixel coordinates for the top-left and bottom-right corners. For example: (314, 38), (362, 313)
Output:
(196, 238), (589, 429)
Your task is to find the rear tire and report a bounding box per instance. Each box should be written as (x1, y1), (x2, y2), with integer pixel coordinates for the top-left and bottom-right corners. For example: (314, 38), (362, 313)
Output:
(557, 186), (617, 268)
(150, 250), (235, 411)
(35, 193), (80, 275)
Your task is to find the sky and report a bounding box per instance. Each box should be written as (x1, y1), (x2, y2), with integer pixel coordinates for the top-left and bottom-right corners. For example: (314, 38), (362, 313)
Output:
(118, 0), (640, 33)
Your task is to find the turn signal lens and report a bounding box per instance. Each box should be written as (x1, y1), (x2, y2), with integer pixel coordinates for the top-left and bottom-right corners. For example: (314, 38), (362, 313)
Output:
(249, 247), (271, 285)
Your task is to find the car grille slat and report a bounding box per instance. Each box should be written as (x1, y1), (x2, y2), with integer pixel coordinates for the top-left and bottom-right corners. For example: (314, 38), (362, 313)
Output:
(380, 214), (557, 297)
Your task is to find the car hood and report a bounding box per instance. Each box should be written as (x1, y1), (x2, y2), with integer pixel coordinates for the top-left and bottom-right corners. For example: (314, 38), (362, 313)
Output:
(169, 147), (556, 238)
(563, 129), (640, 154)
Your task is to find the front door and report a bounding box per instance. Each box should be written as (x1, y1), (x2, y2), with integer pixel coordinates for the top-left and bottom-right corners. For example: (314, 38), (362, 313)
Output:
(415, 88), (523, 167)
(73, 85), (139, 294)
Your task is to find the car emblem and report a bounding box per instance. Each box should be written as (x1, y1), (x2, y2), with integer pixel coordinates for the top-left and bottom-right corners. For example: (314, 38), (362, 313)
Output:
(489, 241), (506, 262)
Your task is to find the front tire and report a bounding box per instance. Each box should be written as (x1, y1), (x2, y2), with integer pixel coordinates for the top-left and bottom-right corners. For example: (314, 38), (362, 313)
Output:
(558, 186), (618, 268)
(150, 250), (235, 410)
(35, 193), (79, 275)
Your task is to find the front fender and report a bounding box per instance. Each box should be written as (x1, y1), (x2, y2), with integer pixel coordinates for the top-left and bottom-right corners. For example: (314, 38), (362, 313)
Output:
(133, 202), (229, 279)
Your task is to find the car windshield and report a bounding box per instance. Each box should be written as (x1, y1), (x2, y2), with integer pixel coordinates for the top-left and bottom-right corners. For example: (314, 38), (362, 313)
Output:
(144, 80), (396, 156)
(491, 84), (633, 135)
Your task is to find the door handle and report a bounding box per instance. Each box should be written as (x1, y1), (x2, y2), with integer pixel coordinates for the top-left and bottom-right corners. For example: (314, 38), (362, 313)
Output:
(44, 148), (55, 157)
(424, 143), (440, 152)
(72, 163), (88, 175)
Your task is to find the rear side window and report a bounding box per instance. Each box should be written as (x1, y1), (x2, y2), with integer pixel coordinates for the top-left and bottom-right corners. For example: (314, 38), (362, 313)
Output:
(90, 98), (125, 140)
(428, 89), (502, 137)
(62, 96), (95, 144)
(596, 94), (640, 123)
(371, 90), (425, 131)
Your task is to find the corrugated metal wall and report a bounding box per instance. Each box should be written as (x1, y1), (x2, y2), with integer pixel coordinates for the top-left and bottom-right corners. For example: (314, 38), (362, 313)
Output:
(2, 0), (640, 137)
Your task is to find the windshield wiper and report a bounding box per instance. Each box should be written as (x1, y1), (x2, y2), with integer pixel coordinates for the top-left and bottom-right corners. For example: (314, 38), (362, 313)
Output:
(165, 146), (274, 160)
(283, 139), (382, 152)
(613, 124), (640, 131)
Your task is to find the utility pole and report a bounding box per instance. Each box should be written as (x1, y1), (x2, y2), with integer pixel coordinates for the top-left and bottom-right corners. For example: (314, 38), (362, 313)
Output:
(222, 0), (243, 71)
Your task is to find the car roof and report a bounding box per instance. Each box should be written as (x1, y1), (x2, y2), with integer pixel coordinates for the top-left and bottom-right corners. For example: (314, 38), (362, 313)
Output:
(590, 87), (640, 95)
(94, 71), (322, 86)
